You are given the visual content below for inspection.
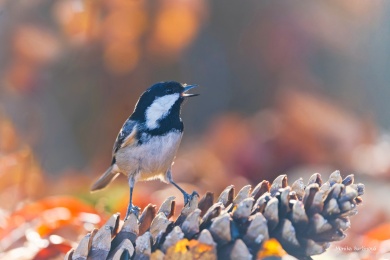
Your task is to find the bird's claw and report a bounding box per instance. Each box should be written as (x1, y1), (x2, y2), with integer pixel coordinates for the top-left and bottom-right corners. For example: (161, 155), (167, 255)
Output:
(125, 204), (140, 220)
(183, 191), (199, 205)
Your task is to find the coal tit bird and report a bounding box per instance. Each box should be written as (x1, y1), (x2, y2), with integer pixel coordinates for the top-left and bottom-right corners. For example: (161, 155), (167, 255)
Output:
(91, 81), (199, 219)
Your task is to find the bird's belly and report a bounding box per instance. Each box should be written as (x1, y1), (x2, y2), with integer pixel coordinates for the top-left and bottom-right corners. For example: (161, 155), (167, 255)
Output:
(115, 131), (182, 181)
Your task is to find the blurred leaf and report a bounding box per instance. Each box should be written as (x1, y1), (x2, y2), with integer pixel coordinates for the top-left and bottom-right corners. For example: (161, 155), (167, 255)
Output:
(53, 0), (101, 44)
(32, 242), (72, 260)
(150, 4), (199, 56)
(0, 115), (45, 211)
(0, 196), (101, 252)
(364, 222), (390, 241)
(13, 25), (60, 64)
(257, 239), (287, 259)
(165, 239), (216, 260)
(9, 196), (97, 222)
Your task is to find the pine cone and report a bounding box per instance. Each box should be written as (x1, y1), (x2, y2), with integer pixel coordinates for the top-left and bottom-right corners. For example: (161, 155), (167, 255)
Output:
(65, 171), (365, 260)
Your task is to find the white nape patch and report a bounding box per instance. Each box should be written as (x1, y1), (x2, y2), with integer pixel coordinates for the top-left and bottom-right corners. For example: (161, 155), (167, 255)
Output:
(145, 93), (179, 129)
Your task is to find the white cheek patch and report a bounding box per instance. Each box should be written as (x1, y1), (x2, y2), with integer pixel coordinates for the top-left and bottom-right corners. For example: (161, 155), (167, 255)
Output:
(145, 93), (179, 129)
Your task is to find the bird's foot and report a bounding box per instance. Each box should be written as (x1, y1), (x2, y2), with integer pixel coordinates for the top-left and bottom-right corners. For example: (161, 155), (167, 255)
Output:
(183, 191), (199, 206)
(125, 204), (140, 220)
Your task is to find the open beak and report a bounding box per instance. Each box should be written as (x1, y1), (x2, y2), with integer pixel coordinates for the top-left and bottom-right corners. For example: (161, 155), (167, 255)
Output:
(182, 84), (199, 97)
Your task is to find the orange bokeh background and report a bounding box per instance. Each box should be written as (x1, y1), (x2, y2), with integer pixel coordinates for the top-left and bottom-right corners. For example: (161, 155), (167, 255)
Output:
(1, 1), (390, 259)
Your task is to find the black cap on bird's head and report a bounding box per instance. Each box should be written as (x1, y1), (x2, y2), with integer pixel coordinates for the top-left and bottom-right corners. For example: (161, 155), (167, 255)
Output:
(134, 81), (198, 109)
(131, 81), (198, 129)
(145, 81), (198, 98)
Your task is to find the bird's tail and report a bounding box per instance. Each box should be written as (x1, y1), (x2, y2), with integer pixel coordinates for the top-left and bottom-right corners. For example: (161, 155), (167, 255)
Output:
(91, 165), (120, 192)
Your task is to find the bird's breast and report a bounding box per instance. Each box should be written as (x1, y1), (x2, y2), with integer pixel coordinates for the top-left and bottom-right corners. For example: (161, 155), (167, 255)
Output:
(115, 131), (183, 178)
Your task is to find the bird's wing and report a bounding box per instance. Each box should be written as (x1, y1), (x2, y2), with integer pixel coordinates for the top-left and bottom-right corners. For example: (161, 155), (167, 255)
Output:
(112, 119), (138, 156)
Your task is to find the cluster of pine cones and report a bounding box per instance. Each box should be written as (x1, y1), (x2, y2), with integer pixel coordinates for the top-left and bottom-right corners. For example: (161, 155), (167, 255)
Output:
(65, 171), (365, 260)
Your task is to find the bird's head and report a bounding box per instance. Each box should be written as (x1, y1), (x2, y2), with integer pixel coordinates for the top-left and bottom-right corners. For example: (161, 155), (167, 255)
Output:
(132, 81), (198, 130)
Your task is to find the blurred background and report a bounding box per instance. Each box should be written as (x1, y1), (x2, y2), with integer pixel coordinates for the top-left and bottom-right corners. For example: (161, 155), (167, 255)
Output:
(1, 0), (390, 259)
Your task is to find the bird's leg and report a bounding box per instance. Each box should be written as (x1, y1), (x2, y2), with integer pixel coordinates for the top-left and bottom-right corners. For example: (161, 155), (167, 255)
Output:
(167, 168), (199, 205)
(170, 181), (199, 205)
(125, 175), (140, 220)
